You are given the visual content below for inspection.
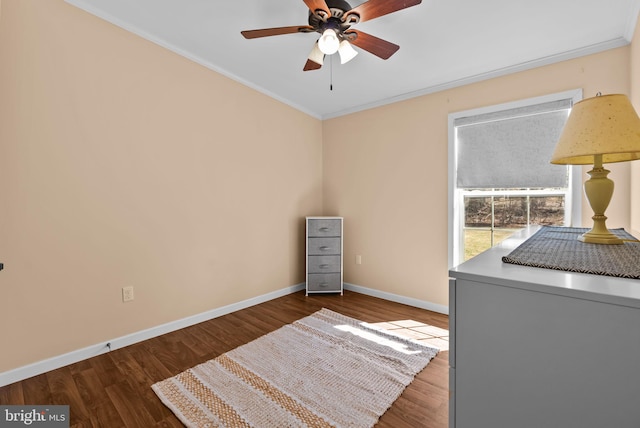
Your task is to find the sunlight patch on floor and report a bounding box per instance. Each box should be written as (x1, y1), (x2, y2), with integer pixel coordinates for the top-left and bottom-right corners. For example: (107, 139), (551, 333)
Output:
(334, 324), (424, 355)
(369, 320), (449, 351)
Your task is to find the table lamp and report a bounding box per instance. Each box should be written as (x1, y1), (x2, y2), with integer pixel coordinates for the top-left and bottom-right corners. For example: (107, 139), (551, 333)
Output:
(551, 93), (640, 244)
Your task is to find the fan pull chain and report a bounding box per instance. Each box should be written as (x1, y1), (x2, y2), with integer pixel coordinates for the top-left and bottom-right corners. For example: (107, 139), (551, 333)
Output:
(330, 54), (333, 91)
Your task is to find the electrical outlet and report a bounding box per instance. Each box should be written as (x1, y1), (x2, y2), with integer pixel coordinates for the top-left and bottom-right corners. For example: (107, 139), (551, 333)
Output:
(356, 255), (362, 265)
(122, 286), (134, 302)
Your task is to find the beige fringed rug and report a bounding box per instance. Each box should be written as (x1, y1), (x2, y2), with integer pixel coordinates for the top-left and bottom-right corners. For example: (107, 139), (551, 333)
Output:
(152, 308), (439, 427)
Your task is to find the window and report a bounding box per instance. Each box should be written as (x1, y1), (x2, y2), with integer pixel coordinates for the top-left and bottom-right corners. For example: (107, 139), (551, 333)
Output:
(448, 90), (583, 267)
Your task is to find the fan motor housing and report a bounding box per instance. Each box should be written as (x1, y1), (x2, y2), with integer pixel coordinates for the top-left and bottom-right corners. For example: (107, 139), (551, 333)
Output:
(308, 0), (359, 32)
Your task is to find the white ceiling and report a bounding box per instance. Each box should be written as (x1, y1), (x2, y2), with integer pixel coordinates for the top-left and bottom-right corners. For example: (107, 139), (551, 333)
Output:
(65, 0), (640, 119)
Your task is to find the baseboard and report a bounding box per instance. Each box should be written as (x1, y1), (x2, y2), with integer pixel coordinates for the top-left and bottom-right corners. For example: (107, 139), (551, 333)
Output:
(343, 282), (449, 315)
(0, 283), (306, 387)
(0, 281), (445, 387)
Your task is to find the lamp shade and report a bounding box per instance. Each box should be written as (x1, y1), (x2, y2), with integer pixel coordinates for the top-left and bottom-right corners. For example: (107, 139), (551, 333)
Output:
(550, 94), (640, 165)
(318, 29), (340, 55)
(308, 42), (324, 66)
(338, 40), (358, 64)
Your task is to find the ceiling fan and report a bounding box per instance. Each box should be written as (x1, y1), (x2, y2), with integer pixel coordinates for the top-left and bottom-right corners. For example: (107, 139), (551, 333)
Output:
(241, 0), (422, 71)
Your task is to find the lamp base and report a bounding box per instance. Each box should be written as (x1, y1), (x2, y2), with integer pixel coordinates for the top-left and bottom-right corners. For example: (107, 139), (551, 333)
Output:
(579, 158), (623, 245)
(578, 229), (623, 245)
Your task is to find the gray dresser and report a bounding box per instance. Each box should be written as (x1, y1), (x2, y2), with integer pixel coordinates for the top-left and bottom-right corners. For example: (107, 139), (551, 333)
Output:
(306, 217), (343, 295)
(448, 227), (640, 428)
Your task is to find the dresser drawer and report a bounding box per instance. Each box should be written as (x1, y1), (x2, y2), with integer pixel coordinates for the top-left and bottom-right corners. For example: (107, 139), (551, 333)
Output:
(308, 255), (341, 273)
(307, 273), (342, 292)
(307, 219), (341, 237)
(308, 237), (341, 255)
(306, 216), (343, 296)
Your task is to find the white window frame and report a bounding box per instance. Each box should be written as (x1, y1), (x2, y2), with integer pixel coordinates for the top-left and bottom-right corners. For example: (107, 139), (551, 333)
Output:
(448, 90), (583, 268)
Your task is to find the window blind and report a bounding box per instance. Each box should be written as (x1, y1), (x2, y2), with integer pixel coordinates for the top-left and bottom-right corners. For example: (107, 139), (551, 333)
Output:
(455, 99), (571, 189)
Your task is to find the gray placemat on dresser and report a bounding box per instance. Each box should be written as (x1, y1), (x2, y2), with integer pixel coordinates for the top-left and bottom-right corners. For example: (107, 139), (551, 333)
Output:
(502, 226), (640, 279)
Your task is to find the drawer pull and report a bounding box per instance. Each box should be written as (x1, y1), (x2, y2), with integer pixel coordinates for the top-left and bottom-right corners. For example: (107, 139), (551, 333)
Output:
(319, 246), (330, 251)
(319, 282), (328, 287)
(319, 227), (330, 232)
(319, 264), (329, 269)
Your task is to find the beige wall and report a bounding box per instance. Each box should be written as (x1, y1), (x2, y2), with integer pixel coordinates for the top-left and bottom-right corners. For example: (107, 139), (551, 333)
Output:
(631, 13), (640, 236)
(323, 47), (632, 308)
(0, 0), (323, 372)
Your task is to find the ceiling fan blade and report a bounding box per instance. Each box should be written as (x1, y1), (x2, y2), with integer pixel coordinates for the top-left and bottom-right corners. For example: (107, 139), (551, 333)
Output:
(303, 0), (331, 17)
(346, 30), (399, 60)
(241, 25), (313, 39)
(304, 59), (323, 71)
(347, 0), (422, 23)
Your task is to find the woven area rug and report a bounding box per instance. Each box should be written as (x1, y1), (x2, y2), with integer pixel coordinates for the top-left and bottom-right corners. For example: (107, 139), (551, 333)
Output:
(152, 308), (439, 427)
(502, 226), (640, 279)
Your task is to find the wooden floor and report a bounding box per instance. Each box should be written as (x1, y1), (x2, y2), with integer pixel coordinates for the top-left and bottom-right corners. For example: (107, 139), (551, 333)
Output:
(0, 290), (449, 427)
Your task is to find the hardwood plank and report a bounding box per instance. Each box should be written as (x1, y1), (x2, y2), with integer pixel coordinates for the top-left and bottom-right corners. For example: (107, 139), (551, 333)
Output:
(72, 367), (110, 410)
(68, 359), (93, 376)
(109, 350), (171, 423)
(125, 347), (174, 384)
(46, 367), (90, 425)
(87, 353), (127, 388)
(21, 373), (53, 404)
(83, 400), (125, 428)
(141, 335), (201, 375)
(154, 416), (186, 428)
(0, 290), (449, 427)
(105, 380), (158, 428)
(0, 380), (24, 404)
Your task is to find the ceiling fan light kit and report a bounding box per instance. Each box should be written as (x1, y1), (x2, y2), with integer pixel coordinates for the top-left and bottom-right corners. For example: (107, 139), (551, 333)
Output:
(241, 0), (422, 71)
(308, 42), (325, 66)
(318, 28), (340, 55)
(338, 39), (358, 64)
